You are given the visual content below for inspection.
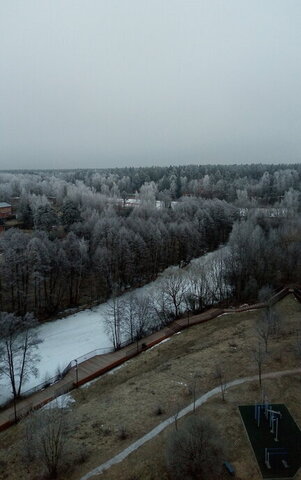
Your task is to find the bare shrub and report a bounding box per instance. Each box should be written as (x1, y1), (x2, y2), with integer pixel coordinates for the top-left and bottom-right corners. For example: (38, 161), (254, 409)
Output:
(166, 415), (223, 480)
(117, 425), (129, 440)
(21, 402), (70, 478)
(101, 425), (112, 436)
(154, 405), (164, 416)
(74, 450), (90, 465)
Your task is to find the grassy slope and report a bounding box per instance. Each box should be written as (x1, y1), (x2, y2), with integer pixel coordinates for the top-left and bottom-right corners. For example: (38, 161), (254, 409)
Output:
(0, 295), (301, 480)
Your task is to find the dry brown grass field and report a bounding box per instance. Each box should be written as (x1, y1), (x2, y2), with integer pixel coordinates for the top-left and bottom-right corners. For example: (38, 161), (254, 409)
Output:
(0, 294), (301, 480)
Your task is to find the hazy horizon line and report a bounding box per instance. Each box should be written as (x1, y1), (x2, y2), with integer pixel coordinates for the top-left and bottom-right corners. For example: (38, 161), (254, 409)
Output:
(1, 161), (301, 173)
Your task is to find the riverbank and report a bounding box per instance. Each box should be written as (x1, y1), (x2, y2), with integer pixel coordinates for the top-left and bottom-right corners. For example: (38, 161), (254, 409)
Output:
(0, 246), (229, 405)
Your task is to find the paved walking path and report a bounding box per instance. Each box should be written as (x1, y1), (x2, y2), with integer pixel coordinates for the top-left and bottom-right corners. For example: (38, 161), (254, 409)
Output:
(80, 368), (301, 480)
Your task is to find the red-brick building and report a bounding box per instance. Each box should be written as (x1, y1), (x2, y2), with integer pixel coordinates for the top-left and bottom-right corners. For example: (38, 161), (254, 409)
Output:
(0, 202), (12, 218)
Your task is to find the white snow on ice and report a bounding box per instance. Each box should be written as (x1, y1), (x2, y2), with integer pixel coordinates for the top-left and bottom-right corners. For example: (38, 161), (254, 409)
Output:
(0, 305), (112, 405)
(0, 246), (228, 406)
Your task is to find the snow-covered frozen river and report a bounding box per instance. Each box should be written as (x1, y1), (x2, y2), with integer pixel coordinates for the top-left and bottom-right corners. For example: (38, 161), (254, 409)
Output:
(0, 246), (228, 405)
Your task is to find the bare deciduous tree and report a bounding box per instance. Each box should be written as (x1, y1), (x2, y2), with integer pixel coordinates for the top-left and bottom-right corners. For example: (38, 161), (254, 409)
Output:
(185, 265), (208, 313)
(151, 289), (174, 327)
(104, 295), (124, 350)
(214, 364), (227, 401)
(187, 372), (202, 413)
(253, 341), (266, 387)
(0, 312), (42, 400)
(172, 401), (181, 432)
(122, 293), (152, 342)
(256, 306), (281, 353)
(265, 306), (281, 337)
(159, 271), (188, 318)
(256, 317), (272, 354)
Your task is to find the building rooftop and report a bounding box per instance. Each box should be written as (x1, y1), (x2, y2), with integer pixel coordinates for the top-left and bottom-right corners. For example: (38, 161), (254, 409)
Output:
(0, 202), (11, 208)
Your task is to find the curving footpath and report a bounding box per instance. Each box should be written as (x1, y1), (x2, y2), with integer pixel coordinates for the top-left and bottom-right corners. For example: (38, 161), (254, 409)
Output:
(80, 368), (301, 480)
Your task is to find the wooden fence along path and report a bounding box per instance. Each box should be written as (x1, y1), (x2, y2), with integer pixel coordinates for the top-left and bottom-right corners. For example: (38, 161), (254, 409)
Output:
(0, 286), (299, 433)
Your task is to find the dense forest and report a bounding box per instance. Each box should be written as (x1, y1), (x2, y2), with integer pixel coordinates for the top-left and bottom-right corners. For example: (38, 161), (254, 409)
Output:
(0, 164), (300, 319)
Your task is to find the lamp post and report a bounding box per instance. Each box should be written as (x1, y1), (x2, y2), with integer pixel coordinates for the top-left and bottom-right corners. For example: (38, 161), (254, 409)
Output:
(75, 359), (79, 387)
(136, 333), (140, 353)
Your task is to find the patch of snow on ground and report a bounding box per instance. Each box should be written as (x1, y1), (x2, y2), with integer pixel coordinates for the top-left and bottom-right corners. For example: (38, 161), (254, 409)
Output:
(80, 377), (101, 389)
(146, 338), (171, 351)
(42, 393), (75, 410)
(106, 363), (127, 375)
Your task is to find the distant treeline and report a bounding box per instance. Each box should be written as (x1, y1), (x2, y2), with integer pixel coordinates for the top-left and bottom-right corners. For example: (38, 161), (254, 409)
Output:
(0, 163), (301, 205)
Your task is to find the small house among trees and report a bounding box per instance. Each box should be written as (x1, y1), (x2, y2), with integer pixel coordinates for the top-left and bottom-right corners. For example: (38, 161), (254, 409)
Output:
(0, 202), (12, 218)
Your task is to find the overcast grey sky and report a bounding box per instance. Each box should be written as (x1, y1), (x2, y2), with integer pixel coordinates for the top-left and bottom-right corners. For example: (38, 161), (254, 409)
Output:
(0, 0), (301, 169)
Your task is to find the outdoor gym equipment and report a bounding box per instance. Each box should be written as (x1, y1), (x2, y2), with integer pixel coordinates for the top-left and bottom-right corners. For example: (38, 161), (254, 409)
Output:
(265, 447), (289, 470)
(266, 408), (282, 442)
(254, 399), (271, 428)
(254, 399), (282, 441)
